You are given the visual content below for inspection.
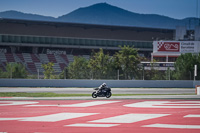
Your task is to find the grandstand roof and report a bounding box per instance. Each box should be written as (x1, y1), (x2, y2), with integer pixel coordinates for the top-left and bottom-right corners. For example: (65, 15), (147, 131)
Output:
(0, 18), (174, 41)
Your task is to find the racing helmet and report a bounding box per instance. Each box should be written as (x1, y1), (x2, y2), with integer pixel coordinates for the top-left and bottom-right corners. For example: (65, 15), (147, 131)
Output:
(102, 83), (106, 87)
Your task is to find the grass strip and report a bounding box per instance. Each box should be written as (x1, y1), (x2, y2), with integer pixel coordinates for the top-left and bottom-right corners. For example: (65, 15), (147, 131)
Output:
(0, 92), (90, 97)
(113, 94), (195, 96)
(0, 92), (195, 97)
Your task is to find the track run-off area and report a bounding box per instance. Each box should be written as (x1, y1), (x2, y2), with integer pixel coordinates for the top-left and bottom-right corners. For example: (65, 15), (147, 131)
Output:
(0, 99), (200, 133)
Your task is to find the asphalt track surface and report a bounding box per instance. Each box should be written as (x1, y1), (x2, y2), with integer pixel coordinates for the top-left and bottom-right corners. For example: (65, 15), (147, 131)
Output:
(0, 87), (195, 94)
(0, 87), (199, 99)
(0, 100), (200, 133)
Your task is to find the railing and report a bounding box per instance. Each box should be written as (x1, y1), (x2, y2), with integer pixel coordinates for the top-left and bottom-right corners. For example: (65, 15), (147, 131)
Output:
(0, 34), (153, 49)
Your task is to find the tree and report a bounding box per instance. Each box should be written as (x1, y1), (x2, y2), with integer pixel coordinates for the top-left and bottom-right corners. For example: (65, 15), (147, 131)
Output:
(114, 45), (140, 79)
(88, 49), (112, 79)
(3, 63), (28, 78)
(59, 67), (69, 79)
(0, 68), (5, 78)
(143, 60), (166, 80)
(42, 62), (55, 79)
(173, 53), (200, 80)
(68, 56), (90, 79)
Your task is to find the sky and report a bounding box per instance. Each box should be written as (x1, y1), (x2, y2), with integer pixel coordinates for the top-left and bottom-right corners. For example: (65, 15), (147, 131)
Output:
(0, 0), (199, 19)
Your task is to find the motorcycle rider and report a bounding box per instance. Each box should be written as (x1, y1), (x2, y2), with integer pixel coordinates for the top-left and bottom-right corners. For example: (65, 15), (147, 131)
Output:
(98, 83), (107, 93)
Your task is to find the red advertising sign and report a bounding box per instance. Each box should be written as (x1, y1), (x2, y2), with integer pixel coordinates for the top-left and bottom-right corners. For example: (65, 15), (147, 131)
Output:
(157, 42), (180, 52)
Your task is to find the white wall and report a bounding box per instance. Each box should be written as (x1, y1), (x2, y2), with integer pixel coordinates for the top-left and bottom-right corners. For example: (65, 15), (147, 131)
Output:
(0, 79), (199, 88)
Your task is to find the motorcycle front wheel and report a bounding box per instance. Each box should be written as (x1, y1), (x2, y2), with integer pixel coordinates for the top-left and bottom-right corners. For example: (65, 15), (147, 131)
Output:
(106, 92), (112, 98)
(92, 92), (97, 98)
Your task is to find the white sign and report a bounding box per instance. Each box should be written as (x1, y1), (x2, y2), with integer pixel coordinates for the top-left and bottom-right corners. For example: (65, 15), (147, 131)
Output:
(195, 65), (197, 77)
(0, 48), (7, 53)
(180, 42), (197, 53)
(47, 49), (66, 55)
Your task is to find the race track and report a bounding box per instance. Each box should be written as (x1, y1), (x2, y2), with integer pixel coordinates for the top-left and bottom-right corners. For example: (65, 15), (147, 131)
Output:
(0, 99), (200, 133)
(0, 87), (195, 94)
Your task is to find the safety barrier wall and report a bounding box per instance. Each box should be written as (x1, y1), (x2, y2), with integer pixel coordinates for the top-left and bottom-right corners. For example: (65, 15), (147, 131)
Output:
(0, 79), (199, 88)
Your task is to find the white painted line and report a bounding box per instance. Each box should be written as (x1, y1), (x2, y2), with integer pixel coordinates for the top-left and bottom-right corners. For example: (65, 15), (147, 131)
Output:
(0, 113), (98, 122)
(26, 105), (59, 107)
(0, 118), (23, 121)
(65, 123), (119, 127)
(60, 101), (120, 107)
(171, 101), (200, 103)
(143, 123), (200, 129)
(90, 114), (169, 123)
(20, 113), (98, 122)
(184, 114), (200, 118)
(164, 104), (200, 106)
(162, 101), (200, 106)
(124, 101), (200, 108)
(27, 101), (120, 107)
(0, 101), (38, 106)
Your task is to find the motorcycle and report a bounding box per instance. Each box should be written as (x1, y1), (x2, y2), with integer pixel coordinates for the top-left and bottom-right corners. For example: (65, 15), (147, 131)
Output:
(92, 87), (112, 98)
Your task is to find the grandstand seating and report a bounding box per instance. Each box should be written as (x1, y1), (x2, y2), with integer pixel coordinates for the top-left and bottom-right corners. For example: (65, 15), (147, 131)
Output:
(53, 63), (62, 73)
(39, 54), (49, 63)
(66, 54), (74, 63)
(16, 53), (25, 62)
(0, 18), (166, 75)
(27, 62), (37, 73)
(60, 54), (69, 63)
(35, 62), (43, 72)
(22, 53), (33, 62)
(31, 54), (40, 62)
(59, 63), (67, 71)
(47, 54), (57, 63)
(55, 55), (62, 63)
(82, 55), (90, 60)
(0, 63), (5, 71)
(0, 53), (7, 62)
(0, 52), (91, 74)
(5, 53), (15, 62)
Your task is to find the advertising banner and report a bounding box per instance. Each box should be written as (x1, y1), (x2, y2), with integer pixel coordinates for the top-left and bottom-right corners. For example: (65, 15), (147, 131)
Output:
(154, 41), (199, 53)
(157, 42), (180, 52)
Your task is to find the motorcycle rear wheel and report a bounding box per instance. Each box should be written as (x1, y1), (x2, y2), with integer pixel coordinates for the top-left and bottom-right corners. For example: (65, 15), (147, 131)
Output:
(92, 92), (97, 98)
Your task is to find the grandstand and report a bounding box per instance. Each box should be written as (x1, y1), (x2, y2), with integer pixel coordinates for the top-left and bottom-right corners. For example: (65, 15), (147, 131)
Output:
(0, 18), (175, 74)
